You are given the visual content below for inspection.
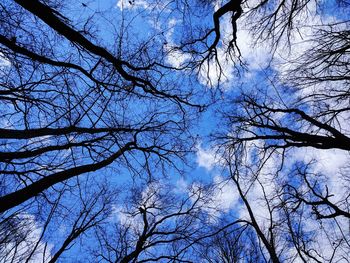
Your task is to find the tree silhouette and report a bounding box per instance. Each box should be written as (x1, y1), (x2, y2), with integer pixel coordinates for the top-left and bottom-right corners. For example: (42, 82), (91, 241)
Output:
(1, 0), (350, 262)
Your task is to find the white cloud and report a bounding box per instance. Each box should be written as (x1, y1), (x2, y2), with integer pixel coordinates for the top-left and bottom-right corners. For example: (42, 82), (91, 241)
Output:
(163, 19), (191, 68)
(175, 177), (189, 193)
(197, 47), (236, 88)
(237, 173), (278, 228)
(116, 0), (149, 10)
(292, 147), (350, 203)
(0, 52), (10, 69)
(0, 213), (53, 263)
(188, 175), (239, 220)
(236, 27), (272, 71)
(210, 175), (239, 213)
(111, 181), (163, 232)
(196, 144), (220, 171)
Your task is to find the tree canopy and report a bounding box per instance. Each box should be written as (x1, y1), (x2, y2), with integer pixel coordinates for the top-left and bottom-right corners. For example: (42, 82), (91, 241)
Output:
(0, 0), (349, 262)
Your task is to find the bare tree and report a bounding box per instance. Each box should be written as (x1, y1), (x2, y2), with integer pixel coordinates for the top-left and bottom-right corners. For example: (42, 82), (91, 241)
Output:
(202, 144), (350, 262)
(0, 177), (115, 262)
(0, 0), (202, 213)
(92, 180), (212, 262)
(197, 223), (264, 263)
(1, 0), (350, 262)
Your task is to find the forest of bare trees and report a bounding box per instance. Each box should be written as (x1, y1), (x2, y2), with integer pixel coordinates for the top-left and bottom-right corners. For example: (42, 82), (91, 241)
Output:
(0, 0), (349, 262)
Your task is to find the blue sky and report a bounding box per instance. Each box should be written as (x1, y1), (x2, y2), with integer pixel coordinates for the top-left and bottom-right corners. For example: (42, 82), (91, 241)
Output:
(1, 0), (350, 261)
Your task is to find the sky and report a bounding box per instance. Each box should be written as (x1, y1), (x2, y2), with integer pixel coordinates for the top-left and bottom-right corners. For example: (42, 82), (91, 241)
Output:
(1, 0), (350, 262)
(91, 0), (347, 258)
(110, 1), (350, 261)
